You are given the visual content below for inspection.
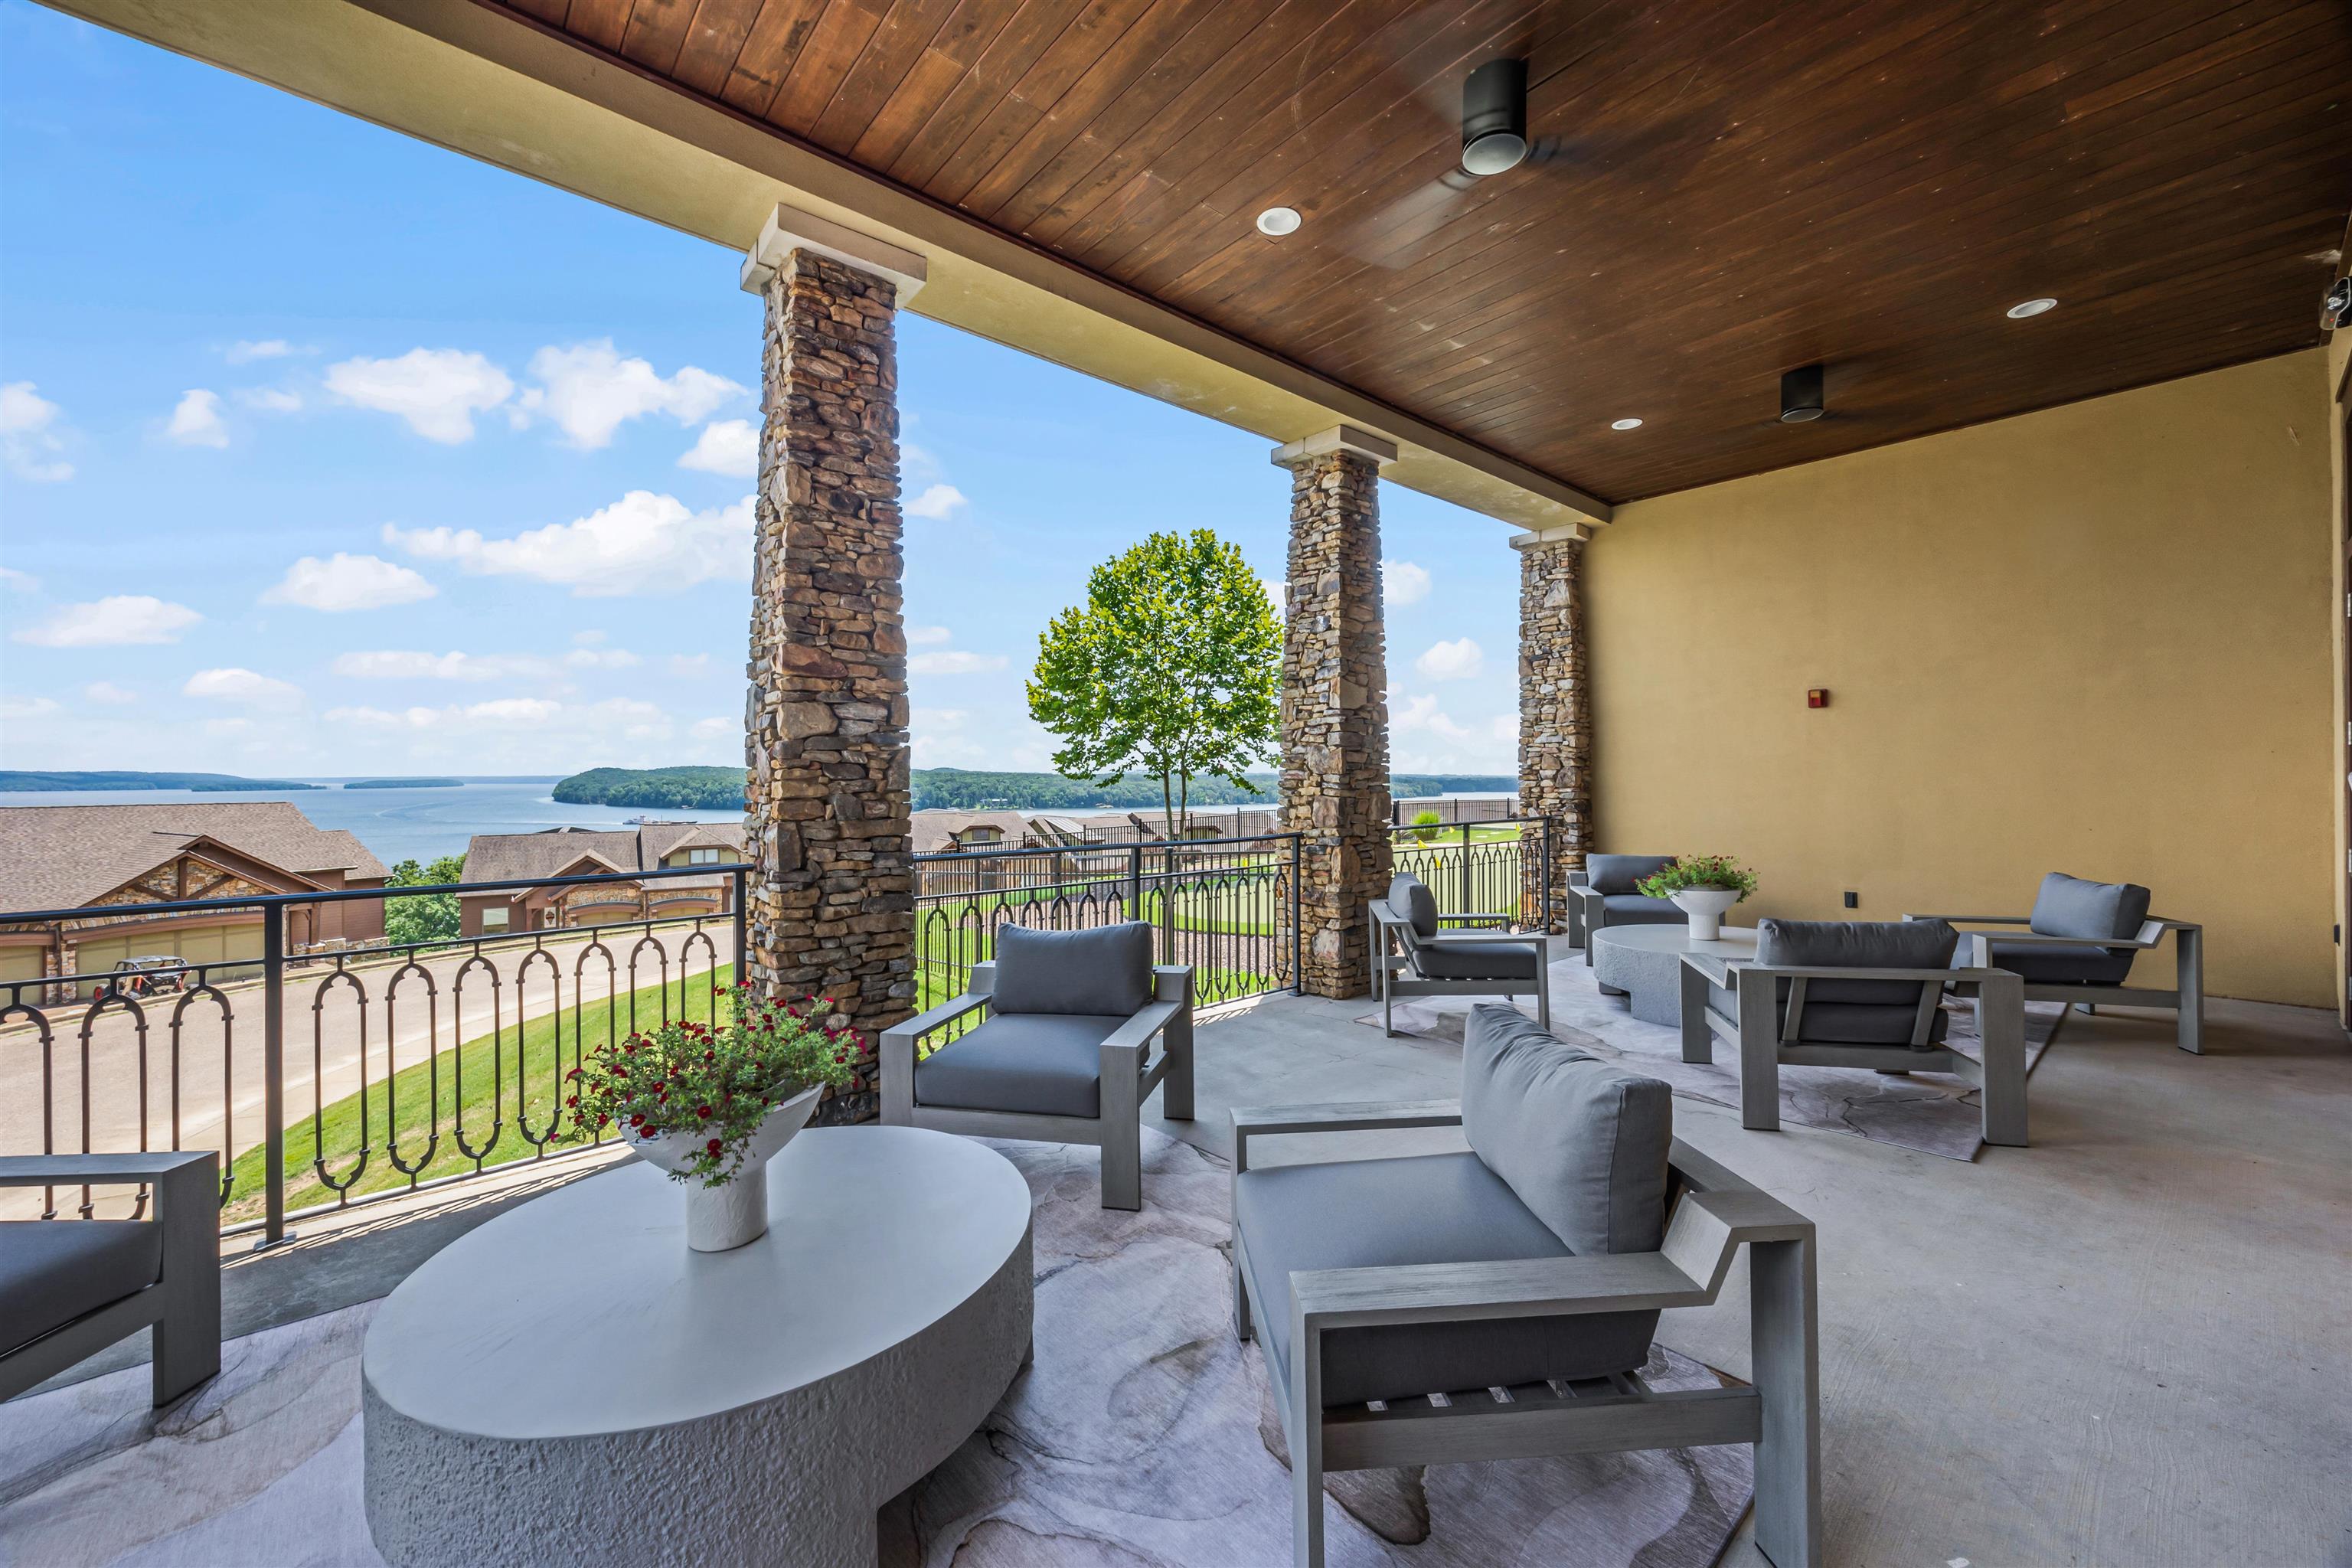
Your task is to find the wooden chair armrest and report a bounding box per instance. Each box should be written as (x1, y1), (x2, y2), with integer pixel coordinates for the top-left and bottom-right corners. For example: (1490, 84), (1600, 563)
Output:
(1100, 998), (1184, 1057)
(881, 989), (991, 1044)
(1419, 930), (1545, 949)
(1961, 930), (2164, 951)
(1152, 964), (1194, 1005)
(1903, 913), (2029, 925)
(1230, 1099), (1463, 1172)
(1724, 962), (1971, 983)
(1567, 870), (1591, 889)
(0, 1151), (217, 1186)
(1678, 951), (1733, 987)
(1435, 911), (1514, 927)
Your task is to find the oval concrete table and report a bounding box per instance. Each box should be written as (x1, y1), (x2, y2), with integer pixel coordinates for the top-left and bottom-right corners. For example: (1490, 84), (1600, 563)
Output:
(1590, 923), (1758, 1026)
(361, 1126), (1033, 1568)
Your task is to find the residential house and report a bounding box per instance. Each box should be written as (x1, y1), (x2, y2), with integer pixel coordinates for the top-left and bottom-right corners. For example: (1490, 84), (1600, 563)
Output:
(0, 802), (389, 995)
(908, 810), (1037, 856)
(455, 822), (745, 936)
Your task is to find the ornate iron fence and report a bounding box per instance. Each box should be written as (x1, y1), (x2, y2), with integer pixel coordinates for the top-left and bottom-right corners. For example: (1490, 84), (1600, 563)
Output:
(0, 865), (747, 1244)
(1387, 816), (1557, 931)
(913, 833), (1304, 1016)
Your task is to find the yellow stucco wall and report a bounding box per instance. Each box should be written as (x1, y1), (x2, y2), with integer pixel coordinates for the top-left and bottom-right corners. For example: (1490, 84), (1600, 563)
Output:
(1586, 350), (2338, 1007)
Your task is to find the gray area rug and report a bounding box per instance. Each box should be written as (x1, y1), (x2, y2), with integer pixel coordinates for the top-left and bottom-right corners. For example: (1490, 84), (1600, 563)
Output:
(896, 1129), (1754, 1566)
(1362, 961), (2066, 1161)
(0, 1131), (1752, 1566)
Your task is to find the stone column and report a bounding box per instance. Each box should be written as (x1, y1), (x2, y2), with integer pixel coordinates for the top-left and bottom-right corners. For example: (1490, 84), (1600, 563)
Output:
(1274, 425), (1396, 998)
(740, 206), (926, 1123)
(1513, 523), (1592, 931)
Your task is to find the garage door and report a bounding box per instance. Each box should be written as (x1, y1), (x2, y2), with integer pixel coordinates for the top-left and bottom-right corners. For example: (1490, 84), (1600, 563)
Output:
(0, 946), (45, 991)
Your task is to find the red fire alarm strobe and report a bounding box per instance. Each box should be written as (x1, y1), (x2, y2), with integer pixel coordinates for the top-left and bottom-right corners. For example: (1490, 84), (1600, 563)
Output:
(1806, 689), (1829, 708)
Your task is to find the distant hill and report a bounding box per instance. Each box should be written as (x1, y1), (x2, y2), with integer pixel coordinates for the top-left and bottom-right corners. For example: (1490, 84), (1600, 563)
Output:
(0, 770), (323, 792)
(550, 765), (1516, 812)
(345, 778), (463, 789)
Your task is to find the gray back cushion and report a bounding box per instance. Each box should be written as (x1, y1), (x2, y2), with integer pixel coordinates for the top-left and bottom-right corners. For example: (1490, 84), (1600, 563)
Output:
(2030, 873), (2151, 943)
(1587, 854), (1674, 895)
(1755, 919), (1958, 1004)
(991, 922), (1153, 1016)
(1387, 874), (1438, 938)
(1460, 1003), (1671, 1256)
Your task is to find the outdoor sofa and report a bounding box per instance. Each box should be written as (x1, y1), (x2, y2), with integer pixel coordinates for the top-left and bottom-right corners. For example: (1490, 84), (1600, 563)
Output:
(1568, 854), (1683, 962)
(1367, 872), (1550, 1034)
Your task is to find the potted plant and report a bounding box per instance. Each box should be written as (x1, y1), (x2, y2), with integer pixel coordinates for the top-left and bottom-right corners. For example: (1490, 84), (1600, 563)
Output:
(1636, 855), (1759, 942)
(566, 982), (859, 1252)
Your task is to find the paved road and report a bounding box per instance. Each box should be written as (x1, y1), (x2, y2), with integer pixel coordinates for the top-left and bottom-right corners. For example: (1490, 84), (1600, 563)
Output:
(0, 924), (736, 1221)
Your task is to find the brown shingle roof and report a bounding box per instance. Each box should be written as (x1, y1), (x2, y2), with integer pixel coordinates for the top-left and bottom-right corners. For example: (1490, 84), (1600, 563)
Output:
(0, 802), (391, 914)
(457, 822), (747, 885)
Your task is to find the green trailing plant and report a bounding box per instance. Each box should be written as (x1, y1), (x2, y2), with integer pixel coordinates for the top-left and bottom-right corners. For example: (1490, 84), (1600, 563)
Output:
(565, 983), (858, 1187)
(1636, 854), (1759, 901)
(1027, 528), (1282, 839)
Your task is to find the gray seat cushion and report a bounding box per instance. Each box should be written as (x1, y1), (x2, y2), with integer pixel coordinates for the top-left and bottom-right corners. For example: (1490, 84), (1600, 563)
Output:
(1599, 893), (1682, 923)
(912, 1013), (1132, 1118)
(0, 1220), (162, 1354)
(1737, 920), (1959, 1047)
(1462, 1003), (1671, 1255)
(1233, 1152), (1658, 1406)
(2029, 873), (2151, 942)
(1413, 939), (1540, 981)
(1983, 938), (2135, 987)
(1387, 874), (1439, 938)
(991, 923), (1152, 1016)
(1586, 854), (1674, 895)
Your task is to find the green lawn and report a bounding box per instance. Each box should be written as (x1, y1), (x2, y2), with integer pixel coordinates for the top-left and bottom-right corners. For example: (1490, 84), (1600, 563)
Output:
(224, 962), (735, 1222)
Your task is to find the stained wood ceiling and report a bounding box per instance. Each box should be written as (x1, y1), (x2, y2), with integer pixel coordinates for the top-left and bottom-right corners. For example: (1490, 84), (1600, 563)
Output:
(489, 0), (2352, 504)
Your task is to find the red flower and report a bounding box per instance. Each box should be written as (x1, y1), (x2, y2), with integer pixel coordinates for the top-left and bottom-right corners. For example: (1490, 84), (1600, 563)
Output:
(598, 1113), (610, 1127)
(705, 1138), (724, 1155)
(565, 1067), (582, 1080)
(566, 1095), (578, 1107)
(611, 1066), (629, 1079)
(640, 1127), (658, 1140)
(629, 1112), (646, 1128)
(696, 1105), (713, 1119)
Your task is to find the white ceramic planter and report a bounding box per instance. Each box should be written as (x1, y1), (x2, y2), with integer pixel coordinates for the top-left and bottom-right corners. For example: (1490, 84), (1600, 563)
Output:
(635, 1083), (822, 1252)
(1671, 887), (1743, 943)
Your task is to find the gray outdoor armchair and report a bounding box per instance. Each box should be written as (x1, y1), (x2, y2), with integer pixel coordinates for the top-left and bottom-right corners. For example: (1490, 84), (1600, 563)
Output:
(1908, 872), (2204, 1054)
(1678, 918), (2029, 1146)
(1, 1151), (222, 1407)
(1568, 853), (1683, 963)
(1367, 873), (1550, 1034)
(880, 921), (1193, 1210)
(1231, 1004), (1820, 1568)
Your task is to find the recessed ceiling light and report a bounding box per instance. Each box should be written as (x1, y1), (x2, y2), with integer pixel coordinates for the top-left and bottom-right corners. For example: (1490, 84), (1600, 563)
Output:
(1610, 417), (1644, 430)
(2006, 297), (2057, 319)
(1256, 207), (1302, 237)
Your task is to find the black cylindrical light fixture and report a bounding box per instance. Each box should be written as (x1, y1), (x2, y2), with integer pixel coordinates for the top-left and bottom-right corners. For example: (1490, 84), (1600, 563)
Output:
(1779, 364), (1825, 423)
(1461, 59), (1529, 176)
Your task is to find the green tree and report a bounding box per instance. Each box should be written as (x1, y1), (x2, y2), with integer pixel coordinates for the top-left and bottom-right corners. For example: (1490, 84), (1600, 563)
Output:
(1027, 529), (1282, 838)
(384, 853), (466, 948)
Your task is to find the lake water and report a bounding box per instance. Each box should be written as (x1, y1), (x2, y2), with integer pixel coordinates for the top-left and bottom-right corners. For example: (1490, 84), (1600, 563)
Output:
(0, 778), (741, 867)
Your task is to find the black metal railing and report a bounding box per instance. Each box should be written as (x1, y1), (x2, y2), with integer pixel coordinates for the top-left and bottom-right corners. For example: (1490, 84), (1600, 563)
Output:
(1387, 816), (1557, 932)
(913, 832), (1304, 1014)
(1, 865), (749, 1244)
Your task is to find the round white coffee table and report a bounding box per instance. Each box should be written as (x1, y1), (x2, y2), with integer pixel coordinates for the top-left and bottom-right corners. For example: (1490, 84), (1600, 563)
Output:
(1590, 923), (1759, 1026)
(361, 1125), (1033, 1568)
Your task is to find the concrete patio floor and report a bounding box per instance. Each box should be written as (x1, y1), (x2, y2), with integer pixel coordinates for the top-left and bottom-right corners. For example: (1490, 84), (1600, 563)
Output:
(1156, 959), (2352, 1568)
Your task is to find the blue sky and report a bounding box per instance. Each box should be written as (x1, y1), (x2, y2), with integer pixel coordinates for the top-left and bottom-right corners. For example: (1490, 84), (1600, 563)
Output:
(0, 2), (1521, 780)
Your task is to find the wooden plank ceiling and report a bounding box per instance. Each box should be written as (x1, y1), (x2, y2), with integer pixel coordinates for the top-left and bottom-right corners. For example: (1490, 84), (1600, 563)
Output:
(492, 0), (2352, 504)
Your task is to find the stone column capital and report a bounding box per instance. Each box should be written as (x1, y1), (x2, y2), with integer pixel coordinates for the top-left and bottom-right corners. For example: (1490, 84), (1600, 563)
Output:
(1509, 521), (1592, 551)
(1269, 424), (1398, 469)
(739, 203), (928, 303)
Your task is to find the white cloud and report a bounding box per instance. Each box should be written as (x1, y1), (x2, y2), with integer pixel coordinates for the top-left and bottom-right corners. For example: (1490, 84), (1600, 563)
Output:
(263, 553), (438, 612)
(0, 696), (60, 720)
(1392, 692), (1473, 743)
(226, 339), (300, 364)
(564, 646), (642, 670)
(667, 653), (713, 677)
(330, 650), (551, 682)
(909, 650), (1009, 675)
(165, 389), (230, 448)
(2, 381), (74, 482)
(906, 626), (952, 647)
(0, 567), (39, 593)
(385, 491), (753, 597)
(1489, 714), (1517, 746)
(326, 696), (668, 750)
(237, 387), (304, 413)
(691, 715), (737, 744)
(185, 668), (304, 710)
(1383, 559), (1431, 607)
(15, 595), (201, 647)
(572, 629), (606, 646)
(1414, 637), (1485, 681)
(83, 681), (139, 705)
(1263, 579), (1286, 620)
(906, 483), (967, 521)
(325, 348), (514, 443)
(522, 341), (743, 449)
(679, 418), (757, 478)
